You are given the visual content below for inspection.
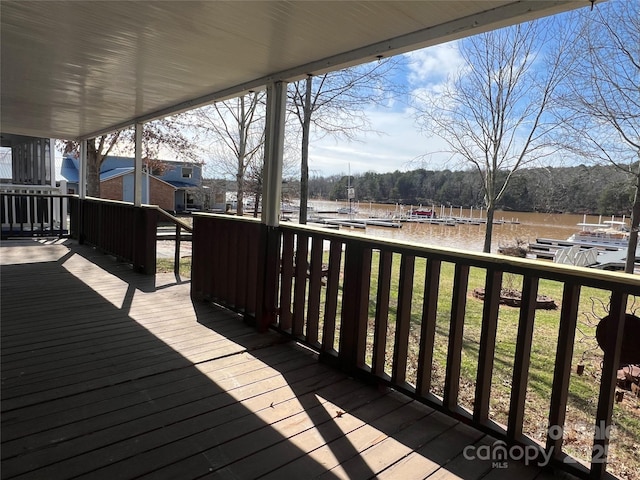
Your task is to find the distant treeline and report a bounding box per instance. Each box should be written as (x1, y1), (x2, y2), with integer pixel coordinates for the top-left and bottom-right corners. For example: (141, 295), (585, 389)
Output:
(303, 164), (637, 215)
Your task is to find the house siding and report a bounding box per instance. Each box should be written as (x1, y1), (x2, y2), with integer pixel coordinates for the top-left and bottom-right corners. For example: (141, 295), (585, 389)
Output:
(101, 174), (175, 211)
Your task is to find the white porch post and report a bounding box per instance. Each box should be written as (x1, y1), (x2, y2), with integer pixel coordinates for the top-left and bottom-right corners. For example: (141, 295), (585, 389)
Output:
(261, 81), (287, 227)
(79, 140), (87, 199)
(134, 122), (143, 206)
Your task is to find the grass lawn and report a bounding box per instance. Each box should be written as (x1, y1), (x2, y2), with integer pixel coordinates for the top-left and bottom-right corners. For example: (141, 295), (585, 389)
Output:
(156, 257), (192, 277)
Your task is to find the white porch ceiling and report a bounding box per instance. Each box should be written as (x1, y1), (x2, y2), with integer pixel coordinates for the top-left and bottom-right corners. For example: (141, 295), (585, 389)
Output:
(1, 1), (588, 143)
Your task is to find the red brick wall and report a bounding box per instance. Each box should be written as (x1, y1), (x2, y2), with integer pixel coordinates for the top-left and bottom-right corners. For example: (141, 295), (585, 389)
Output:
(149, 177), (176, 211)
(99, 175), (175, 211)
(101, 176), (123, 201)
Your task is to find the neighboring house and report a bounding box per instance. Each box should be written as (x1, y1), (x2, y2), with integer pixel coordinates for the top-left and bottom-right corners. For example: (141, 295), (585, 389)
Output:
(60, 156), (203, 213)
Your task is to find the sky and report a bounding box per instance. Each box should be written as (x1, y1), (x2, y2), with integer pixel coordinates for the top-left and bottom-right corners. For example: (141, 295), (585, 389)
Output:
(307, 42), (466, 177)
(196, 40), (470, 180)
(282, 0), (633, 180)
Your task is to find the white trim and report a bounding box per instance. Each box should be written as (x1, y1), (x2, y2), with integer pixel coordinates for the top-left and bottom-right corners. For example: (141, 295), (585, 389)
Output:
(134, 123), (143, 207)
(261, 81), (287, 227)
(79, 140), (87, 199)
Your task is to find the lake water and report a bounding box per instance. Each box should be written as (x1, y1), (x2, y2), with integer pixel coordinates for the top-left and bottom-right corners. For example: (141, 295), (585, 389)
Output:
(308, 201), (625, 254)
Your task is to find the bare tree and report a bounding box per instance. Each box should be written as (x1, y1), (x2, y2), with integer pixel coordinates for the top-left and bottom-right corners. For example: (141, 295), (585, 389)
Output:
(558, 0), (639, 273)
(63, 134), (119, 198)
(414, 19), (569, 253)
(63, 115), (199, 197)
(289, 59), (403, 223)
(191, 93), (266, 217)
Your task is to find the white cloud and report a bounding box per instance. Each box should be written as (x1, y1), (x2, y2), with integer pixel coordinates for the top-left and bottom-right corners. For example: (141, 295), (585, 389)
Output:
(307, 108), (453, 176)
(405, 42), (465, 87)
(304, 42), (469, 177)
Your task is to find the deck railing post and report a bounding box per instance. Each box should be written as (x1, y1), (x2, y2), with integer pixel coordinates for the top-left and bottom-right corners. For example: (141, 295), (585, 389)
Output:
(292, 232), (310, 337)
(443, 264), (470, 411)
(256, 224), (281, 332)
(132, 206), (157, 275)
(320, 240), (343, 353)
(508, 275), (539, 440)
(590, 290), (628, 480)
(474, 269), (502, 423)
(174, 223), (181, 276)
(392, 254), (415, 386)
(372, 250), (393, 376)
(416, 258), (441, 396)
(77, 198), (85, 244)
(339, 240), (371, 372)
(546, 283), (581, 460)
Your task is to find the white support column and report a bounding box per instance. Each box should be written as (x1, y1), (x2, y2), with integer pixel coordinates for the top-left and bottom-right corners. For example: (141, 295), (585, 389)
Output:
(79, 140), (87, 199)
(134, 122), (143, 206)
(48, 138), (55, 187)
(261, 81), (287, 227)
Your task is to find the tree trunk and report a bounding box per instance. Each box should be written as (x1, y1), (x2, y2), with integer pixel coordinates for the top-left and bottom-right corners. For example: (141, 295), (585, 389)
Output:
(299, 76), (313, 225)
(86, 149), (100, 198)
(625, 169), (640, 274)
(253, 191), (261, 218)
(483, 205), (495, 253)
(236, 172), (244, 217)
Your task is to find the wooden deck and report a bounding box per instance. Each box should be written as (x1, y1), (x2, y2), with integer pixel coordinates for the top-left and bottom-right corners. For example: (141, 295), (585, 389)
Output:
(1, 239), (576, 479)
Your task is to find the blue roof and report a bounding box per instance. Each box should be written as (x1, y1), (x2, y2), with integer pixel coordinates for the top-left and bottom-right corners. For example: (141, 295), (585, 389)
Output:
(60, 157), (80, 182)
(101, 167), (133, 181)
(165, 180), (199, 188)
(58, 154), (201, 188)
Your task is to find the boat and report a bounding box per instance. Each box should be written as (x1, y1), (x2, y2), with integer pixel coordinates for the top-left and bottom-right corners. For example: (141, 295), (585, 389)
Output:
(407, 209), (436, 218)
(567, 220), (630, 248)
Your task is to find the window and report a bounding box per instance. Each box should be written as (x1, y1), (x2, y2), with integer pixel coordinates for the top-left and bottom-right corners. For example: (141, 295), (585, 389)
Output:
(181, 167), (193, 179)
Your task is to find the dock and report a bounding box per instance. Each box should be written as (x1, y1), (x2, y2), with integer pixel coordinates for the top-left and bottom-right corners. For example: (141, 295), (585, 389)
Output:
(529, 237), (638, 271)
(529, 238), (622, 260)
(321, 218), (401, 229)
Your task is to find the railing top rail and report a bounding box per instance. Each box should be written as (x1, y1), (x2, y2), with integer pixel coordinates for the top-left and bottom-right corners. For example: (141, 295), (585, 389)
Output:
(0, 192), (77, 199)
(278, 222), (640, 293)
(192, 212), (261, 225)
(81, 196), (149, 208)
(80, 197), (167, 214)
(157, 207), (193, 233)
(0, 184), (59, 190)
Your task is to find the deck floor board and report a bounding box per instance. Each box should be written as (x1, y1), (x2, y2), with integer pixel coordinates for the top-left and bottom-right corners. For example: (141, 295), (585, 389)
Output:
(1, 239), (573, 479)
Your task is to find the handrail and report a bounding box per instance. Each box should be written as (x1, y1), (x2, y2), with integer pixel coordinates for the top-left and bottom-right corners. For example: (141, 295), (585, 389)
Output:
(156, 207), (193, 276)
(156, 207), (193, 233)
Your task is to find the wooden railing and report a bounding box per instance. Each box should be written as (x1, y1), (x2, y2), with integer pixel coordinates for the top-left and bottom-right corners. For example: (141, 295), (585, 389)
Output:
(0, 192), (71, 239)
(190, 214), (639, 480)
(157, 208), (193, 276)
(191, 214), (264, 322)
(77, 198), (157, 274)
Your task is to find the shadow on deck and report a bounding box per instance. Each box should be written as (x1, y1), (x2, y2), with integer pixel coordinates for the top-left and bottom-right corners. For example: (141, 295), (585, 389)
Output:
(1, 239), (575, 479)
